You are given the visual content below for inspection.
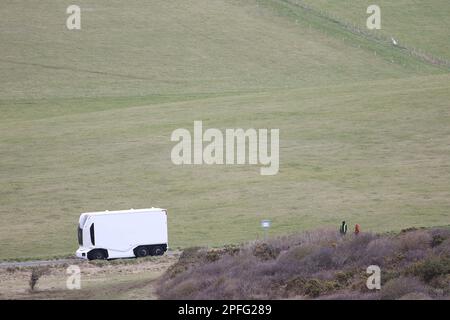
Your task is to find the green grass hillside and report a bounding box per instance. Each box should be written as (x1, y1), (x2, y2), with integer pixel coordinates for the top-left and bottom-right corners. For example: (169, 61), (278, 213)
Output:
(297, 0), (450, 61)
(0, 0), (449, 259)
(0, 0), (443, 100)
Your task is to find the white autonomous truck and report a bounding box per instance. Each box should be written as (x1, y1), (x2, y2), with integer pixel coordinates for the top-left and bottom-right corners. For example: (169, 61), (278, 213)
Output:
(76, 208), (168, 260)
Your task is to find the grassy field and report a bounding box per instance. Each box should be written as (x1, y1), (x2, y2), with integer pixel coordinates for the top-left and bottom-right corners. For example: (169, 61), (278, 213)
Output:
(0, 0), (443, 100)
(297, 0), (450, 61)
(0, 0), (449, 260)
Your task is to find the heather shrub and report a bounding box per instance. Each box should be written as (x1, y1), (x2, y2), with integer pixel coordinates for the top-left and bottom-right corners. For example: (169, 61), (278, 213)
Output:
(205, 250), (221, 262)
(382, 270), (402, 285)
(400, 227), (420, 233)
(300, 247), (337, 272)
(252, 243), (280, 261)
(312, 269), (338, 281)
(364, 237), (398, 266)
(434, 238), (450, 256)
(222, 244), (240, 256)
(303, 278), (339, 297)
(333, 233), (379, 267)
(431, 235), (446, 248)
(167, 278), (200, 298)
(380, 277), (429, 300)
(398, 292), (432, 300)
(289, 229), (341, 247)
(318, 291), (378, 300)
(265, 229), (340, 252)
(164, 246), (210, 279)
(335, 270), (355, 286)
(283, 245), (315, 261)
(403, 249), (430, 263)
(284, 276), (307, 296)
(409, 256), (450, 282)
(397, 230), (432, 252)
(285, 277), (339, 298)
(157, 228), (450, 300)
(275, 244), (317, 277)
(430, 229), (450, 248)
(349, 276), (371, 292)
(429, 275), (450, 295)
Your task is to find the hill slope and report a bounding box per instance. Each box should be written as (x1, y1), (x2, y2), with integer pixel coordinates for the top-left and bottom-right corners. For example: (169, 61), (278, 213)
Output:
(0, 0), (449, 259)
(157, 228), (450, 299)
(298, 0), (450, 61)
(1, 74), (449, 259)
(0, 0), (444, 100)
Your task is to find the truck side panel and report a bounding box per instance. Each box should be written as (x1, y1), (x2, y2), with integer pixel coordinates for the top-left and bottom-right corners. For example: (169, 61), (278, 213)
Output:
(93, 211), (167, 252)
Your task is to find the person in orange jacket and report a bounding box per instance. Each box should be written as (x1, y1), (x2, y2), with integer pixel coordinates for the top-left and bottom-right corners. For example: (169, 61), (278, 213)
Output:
(354, 223), (360, 235)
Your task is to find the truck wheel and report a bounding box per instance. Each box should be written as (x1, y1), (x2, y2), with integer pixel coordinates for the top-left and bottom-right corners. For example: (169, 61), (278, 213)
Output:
(135, 246), (149, 258)
(152, 246), (164, 256)
(88, 249), (107, 261)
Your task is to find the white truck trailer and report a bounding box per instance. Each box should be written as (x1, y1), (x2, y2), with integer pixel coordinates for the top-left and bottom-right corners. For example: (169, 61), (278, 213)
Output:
(76, 208), (168, 260)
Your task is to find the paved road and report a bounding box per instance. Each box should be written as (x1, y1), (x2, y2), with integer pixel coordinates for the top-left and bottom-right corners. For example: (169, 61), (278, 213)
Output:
(0, 251), (180, 269)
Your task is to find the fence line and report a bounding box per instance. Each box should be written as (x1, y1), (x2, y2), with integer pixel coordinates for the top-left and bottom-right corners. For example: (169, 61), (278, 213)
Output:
(281, 0), (450, 69)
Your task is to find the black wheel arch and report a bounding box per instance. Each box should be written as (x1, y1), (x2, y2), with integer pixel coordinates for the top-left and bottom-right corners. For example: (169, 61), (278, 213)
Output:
(87, 248), (109, 260)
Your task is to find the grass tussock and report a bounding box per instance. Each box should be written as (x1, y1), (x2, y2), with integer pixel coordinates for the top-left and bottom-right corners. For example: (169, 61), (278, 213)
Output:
(28, 267), (51, 292)
(157, 228), (450, 300)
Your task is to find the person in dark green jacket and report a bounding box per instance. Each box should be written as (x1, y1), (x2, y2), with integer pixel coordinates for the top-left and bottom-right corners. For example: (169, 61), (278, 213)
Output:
(340, 221), (348, 235)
